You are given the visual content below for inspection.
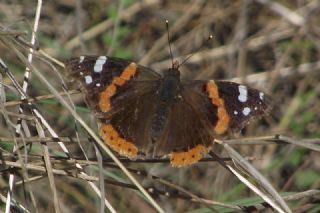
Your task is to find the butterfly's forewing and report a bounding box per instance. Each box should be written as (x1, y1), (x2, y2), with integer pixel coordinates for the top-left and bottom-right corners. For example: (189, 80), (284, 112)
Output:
(215, 81), (272, 131)
(65, 56), (161, 118)
(180, 80), (272, 136)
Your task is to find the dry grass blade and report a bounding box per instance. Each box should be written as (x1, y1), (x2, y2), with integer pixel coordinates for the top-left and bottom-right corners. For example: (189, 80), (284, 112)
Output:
(4, 0), (42, 212)
(227, 166), (287, 213)
(216, 140), (292, 213)
(35, 119), (61, 213)
(93, 144), (108, 213)
(0, 193), (31, 213)
(0, 58), (39, 213)
(255, 0), (305, 26)
(276, 135), (320, 151)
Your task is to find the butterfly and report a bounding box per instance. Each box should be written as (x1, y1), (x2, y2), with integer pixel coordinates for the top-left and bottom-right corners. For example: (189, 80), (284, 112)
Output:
(65, 56), (271, 167)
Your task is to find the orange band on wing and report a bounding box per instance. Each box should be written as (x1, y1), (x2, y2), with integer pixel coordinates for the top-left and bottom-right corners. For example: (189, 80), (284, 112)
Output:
(100, 124), (138, 158)
(99, 62), (137, 112)
(170, 145), (209, 167)
(206, 80), (230, 135)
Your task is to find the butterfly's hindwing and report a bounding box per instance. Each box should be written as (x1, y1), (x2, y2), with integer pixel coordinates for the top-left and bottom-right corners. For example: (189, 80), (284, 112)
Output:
(99, 82), (160, 158)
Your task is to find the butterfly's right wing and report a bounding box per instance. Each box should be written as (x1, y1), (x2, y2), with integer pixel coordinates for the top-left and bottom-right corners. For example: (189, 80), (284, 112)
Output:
(159, 79), (272, 167)
(65, 56), (161, 118)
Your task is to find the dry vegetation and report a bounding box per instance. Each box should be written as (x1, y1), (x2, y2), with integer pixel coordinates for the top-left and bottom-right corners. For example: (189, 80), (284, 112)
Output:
(0, 0), (319, 212)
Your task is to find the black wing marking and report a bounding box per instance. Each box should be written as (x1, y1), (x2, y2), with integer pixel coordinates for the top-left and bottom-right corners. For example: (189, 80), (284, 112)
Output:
(215, 81), (272, 131)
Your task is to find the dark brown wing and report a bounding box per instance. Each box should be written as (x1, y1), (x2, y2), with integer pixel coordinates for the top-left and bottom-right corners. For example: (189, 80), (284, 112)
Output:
(153, 86), (217, 154)
(152, 88), (217, 166)
(164, 79), (271, 167)
(102, 83), (160, 156)
(65, 56), (161, 159)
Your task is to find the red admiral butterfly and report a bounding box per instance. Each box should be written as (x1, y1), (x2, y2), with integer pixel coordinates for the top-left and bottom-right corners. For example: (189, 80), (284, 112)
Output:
(65, 56), (271, 167)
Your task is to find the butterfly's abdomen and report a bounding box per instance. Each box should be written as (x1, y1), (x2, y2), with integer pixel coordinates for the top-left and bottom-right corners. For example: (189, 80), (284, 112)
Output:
(150, 102), (169, 143)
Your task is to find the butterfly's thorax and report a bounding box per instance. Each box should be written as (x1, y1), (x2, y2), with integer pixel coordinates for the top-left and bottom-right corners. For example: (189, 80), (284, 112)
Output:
(159, 68), (180, 101)
(149, 68), (181, 152)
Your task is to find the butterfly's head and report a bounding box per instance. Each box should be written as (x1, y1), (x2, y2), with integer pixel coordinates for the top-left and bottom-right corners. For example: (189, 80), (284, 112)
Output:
(172, 60), (180, 69)
(164, 60), (180, 79)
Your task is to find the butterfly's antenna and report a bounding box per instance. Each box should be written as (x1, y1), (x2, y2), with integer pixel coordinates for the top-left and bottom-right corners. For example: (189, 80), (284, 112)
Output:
(178, 35), (213, 68)
(166, 20), (174, 67)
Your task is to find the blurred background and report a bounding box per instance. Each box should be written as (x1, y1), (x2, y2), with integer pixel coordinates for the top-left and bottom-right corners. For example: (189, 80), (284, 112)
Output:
(0, 0), (319, 212)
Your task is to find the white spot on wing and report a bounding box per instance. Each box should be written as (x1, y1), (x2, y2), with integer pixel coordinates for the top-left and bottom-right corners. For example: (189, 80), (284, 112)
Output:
(254, 106), (258, 110)
(259, 92), (264, 100)
(96, 83), (101, 87)
(242, 107), (251, 116)
(94, 56), (107, 73)
(238, 85), (248, 102)
(84, 75), (93, 84)
(79, 56), (85, 63)
(234, 110), (238, 115)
